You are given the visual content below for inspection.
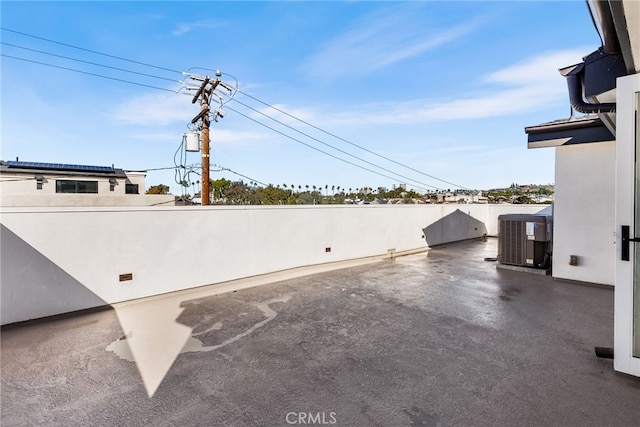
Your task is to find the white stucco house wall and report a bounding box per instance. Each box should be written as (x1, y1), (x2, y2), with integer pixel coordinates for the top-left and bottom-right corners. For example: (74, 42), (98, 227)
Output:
(524, 0), (639, 377)
(0, 160), (174, 207)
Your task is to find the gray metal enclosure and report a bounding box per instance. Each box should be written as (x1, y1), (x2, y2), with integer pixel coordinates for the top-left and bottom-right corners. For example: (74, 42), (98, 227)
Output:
(498, 213), (552, 269)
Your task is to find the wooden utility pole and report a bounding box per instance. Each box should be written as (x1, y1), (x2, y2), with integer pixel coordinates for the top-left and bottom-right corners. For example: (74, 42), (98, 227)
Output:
(201, 100), (211, 206)
(191, 75), (220, 205)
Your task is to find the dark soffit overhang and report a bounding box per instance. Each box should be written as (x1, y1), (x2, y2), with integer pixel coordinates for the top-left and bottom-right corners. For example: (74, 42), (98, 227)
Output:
(525, 115), (615, 149)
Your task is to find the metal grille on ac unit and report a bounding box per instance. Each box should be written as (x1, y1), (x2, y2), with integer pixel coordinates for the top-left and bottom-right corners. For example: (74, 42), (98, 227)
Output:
(500, 219), (524, 265)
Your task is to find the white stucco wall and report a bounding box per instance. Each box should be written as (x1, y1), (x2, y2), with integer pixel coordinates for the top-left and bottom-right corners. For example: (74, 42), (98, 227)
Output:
(124, 171), (147, 189)
(0, 204), (542, 324)
(554, 141), (615, 285)
(0, 193), (175, 207)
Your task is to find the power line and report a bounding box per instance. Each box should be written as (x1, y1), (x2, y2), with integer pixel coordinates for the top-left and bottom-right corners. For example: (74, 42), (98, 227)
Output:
(127, 165), (192, 172)
(231, 97), (446, 191)
(132, 163), (267, 190)
(237, 88), (470, 190)
(0, 54), (177, 93)
(226, 105), (434, 193)
(0, 27), (182, 74)
(214, 165), (267, 187)
(1, 42), (178, 83)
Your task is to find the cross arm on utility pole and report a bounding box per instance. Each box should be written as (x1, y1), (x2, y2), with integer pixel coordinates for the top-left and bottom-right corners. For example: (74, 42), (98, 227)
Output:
(190, 108), (209, 124)
(191, 77), (210, 104)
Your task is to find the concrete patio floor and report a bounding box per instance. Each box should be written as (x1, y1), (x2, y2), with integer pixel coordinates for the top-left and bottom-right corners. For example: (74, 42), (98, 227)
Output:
(2, 238), (639, 426)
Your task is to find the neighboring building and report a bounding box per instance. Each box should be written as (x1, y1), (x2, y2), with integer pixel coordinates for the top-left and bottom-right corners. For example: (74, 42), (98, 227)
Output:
(524, 0), (639, 377)
(435, 191), (488, 204)
(0, 160), (174, 207)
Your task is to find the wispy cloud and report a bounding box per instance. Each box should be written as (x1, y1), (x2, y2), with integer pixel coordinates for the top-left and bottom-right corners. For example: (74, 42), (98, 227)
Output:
(110, 92), (193, 126)
(321, 48), (588, 125)
(172, 19), (224, 36)
(250, 103), (318, 127)
(482, 49), (583, 87)
(129, 132), (185, 143)
(302, 5), (486, 80)
(209, 128), (267, 145)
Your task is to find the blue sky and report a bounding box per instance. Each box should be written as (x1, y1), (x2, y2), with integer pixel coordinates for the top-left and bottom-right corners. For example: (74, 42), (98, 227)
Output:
(1, 1), (601, 195)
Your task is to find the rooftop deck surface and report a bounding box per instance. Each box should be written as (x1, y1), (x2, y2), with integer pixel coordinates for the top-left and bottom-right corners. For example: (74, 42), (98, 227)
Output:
(2, 239), (639, 426)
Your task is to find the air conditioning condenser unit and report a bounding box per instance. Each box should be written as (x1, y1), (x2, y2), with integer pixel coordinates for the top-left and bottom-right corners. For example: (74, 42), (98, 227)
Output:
(498, 213), (552, 269)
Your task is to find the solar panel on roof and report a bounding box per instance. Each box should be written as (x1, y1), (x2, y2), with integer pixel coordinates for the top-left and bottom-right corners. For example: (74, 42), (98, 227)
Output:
(4, 161), (114, 172)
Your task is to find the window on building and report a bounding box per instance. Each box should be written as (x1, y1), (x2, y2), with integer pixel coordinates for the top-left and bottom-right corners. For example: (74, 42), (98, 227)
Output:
(56, 180), (98, 194)
(126, 183), (139, 194)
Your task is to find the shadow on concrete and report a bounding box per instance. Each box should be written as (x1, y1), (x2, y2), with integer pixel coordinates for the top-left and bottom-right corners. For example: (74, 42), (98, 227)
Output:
(422, 209), (488, 247)
(2, 239), (639, 426)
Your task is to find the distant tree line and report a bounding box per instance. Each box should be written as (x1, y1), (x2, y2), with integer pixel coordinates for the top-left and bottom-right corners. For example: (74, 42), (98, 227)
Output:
(148, 179), (427, 205)
(146, 180), (553, 205)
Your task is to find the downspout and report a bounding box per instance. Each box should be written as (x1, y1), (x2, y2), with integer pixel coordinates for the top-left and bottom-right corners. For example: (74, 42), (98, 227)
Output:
(560, 63), (616, 114)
